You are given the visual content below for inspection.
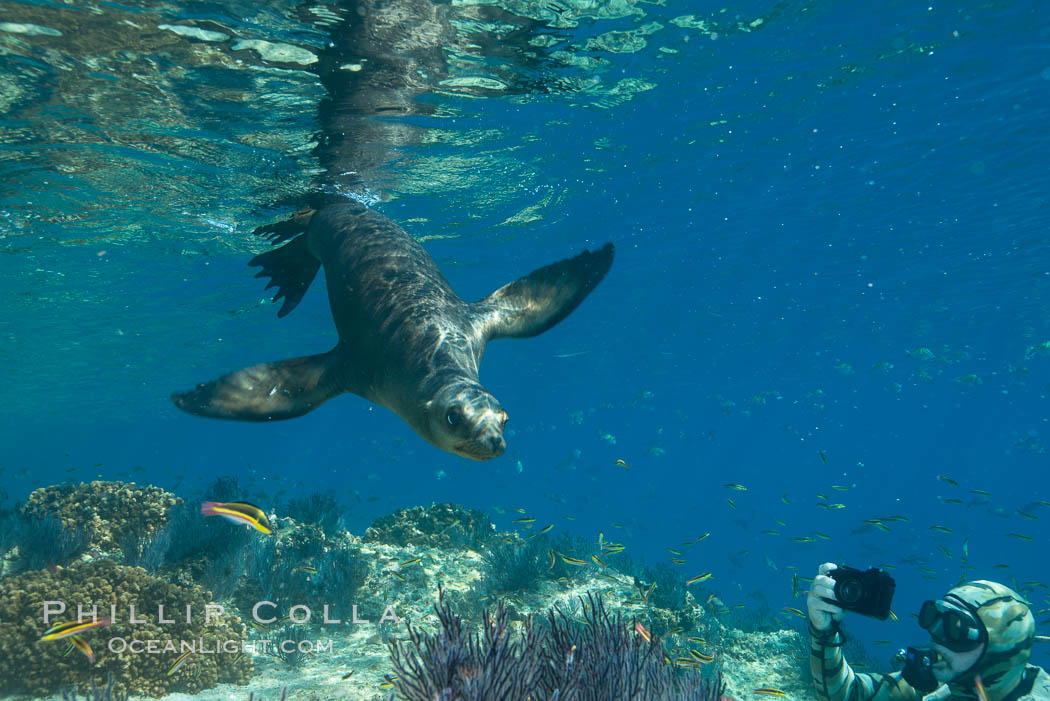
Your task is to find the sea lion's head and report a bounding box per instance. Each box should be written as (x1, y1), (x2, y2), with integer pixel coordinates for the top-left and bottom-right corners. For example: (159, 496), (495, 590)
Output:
(425, 381), (508, 460)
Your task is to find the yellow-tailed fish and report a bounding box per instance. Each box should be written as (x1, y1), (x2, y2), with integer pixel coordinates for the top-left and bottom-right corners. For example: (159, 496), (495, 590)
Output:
(686, 572), (713, 585)
(696, 533), (710, 542)
(591, 554), (607, 568)
(298, 565), (318, 574)
(538, 524), (554, 535)
(548, 550), (556, 570)
(666, 548), (682, 555)
(615, 459), (630, 469)
(560, 553), (588, 566)
(200, 502), (272, 534)
(634, 621), (652, 644)
(399, 557), (422, 567)
(945, 498), (963, 505)
(513, 517), (536, 524)
(831, 485), (850, 491)
(937, 475), (959, 486)
(671, 558), (686, 565)
(70, 635), (95, 664)
(41, 618), (112, 641)
(930, 525), (953, 534)
(782, 607), (806, 618)
(753, 688), (787, 697)
(970, 489), (991, 497)
(792, 536), (816, 543)
(167, 650), (194, 676)
(689, 649), (715, 663)
(792, 573), (799, 598)
(889, 610), (898, 621)
(724, 483), (747, 491)
(687, 637), (707, 644)
(976, 675), (989, 701)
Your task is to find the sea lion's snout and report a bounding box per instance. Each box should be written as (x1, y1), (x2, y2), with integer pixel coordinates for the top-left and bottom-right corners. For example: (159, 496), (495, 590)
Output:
(430, 383), (508, 460)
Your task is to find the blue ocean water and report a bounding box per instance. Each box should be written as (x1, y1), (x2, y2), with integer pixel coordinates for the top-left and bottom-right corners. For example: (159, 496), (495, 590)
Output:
(2, 0), (1050, 677)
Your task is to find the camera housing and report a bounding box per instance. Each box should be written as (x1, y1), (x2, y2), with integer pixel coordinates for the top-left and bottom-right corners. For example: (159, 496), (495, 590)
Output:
(826, 566), (895, 620)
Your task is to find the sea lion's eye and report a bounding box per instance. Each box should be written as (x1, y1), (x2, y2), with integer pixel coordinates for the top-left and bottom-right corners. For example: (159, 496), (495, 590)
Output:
(501, 416), (509, 430)
(446, 408), (462, 426)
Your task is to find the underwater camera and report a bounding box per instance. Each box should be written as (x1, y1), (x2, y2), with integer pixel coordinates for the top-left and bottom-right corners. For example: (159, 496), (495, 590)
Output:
(826, 566), (895, 620)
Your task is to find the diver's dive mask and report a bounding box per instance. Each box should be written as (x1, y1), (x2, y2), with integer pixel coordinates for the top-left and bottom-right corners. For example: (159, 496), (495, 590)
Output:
(918, 596), (987, 652)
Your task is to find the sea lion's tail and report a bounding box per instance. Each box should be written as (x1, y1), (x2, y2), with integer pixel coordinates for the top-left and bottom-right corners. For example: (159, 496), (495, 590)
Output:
(171, 349), (344, 421)
(250, 207), (322, 318)
(478, 242), (614, 340)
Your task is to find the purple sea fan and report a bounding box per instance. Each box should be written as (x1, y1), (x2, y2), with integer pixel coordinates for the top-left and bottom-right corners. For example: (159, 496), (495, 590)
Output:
(387, 588), (726, 701)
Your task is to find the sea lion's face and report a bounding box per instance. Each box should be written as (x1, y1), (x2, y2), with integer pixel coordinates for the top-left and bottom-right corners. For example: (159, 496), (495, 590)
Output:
(427, 383), (508, 460)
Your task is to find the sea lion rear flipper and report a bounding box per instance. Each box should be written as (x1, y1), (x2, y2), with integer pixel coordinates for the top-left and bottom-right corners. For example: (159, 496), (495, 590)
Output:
(479, 242), (614, 340)
(250, 208), (321, 318)
(171, 350), (343, 421)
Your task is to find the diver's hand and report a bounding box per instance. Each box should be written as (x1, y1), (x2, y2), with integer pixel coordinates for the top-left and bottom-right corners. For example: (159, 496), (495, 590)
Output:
(808, 562), (845, 632)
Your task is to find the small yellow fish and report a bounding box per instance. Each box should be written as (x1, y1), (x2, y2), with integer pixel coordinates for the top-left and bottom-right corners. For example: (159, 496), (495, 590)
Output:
(970, 489), (991, 497)
(615, 459), (630, 469)
(1007, 533), (1034, 542)
(591, 554), (607, 568)
(724, 483), (748, 491)
(399, 557), (422, 567)
(666, 548), (682, 555)
(687, 637), (707, 644)
(513, 517), (536, 524)
(689, 649), (715, 663)
(670, 558), (686, 565)
(753, 688), (788, 697)
(976, 675), (989, 701)
(298, 565), (318, 575)
(200, 501), (272, 534)
(696, 533), (710, 542)
(686, 572), (713, 585)
(762, 529), (780, 536)
(559, 553), (588, 566)
(889, 610), (898, 622)
(782, 607), (806, 618)
(538, 524), (554, 534)
(41, 618), (112, 641)
(930, 525), (953, 534)
(634, 621), (652, 644)
(945, 498), (963, 505)
(792, 536), (816, 543)
(831, 485), (850, 491)
(937, 475), (959, 486)
(548, 550), (556, 570)
(69, 635), (95, 664)
(167, 650), (194, 676)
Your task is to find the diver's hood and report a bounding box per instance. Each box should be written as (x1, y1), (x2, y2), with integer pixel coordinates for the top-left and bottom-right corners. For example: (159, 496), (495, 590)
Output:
(942, 581), (1034, 701)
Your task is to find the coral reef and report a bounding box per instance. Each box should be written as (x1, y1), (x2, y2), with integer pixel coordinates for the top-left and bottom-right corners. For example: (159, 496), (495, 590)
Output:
(363, 502), (494, 550)
(388, 589), (726, 700)
(21, 481), (182, 551)
(0, 559), (252, 698)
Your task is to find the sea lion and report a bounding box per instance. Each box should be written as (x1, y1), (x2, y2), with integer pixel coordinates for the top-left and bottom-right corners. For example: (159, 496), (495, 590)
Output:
(172, 200), (613, 460)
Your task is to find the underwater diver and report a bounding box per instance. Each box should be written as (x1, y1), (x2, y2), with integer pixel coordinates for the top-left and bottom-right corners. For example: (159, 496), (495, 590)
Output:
(808, 562), (1050, 701)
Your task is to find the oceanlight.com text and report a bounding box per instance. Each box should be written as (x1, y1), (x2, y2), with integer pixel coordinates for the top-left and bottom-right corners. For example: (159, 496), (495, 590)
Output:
(107, 637), (336, 655)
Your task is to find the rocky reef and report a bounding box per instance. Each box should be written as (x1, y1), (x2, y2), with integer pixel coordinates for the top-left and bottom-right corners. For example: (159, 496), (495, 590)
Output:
(0, 559), (251, 698)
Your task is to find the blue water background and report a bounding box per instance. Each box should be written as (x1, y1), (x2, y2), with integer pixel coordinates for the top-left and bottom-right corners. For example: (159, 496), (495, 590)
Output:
(3, 0), (1050, 666)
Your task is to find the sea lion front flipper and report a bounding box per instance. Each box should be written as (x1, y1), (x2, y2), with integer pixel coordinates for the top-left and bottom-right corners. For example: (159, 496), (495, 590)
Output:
(171, 350), (343, 421)
(479, 242), (614, 340)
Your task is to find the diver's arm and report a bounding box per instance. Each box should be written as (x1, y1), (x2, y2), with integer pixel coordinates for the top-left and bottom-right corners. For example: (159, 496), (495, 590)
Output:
(808, 564), (921, 701)
(810, 623), (919, 701)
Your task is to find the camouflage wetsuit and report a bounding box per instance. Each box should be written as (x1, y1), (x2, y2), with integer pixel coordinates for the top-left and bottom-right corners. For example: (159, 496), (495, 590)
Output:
(811, 581), (1050, 701)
